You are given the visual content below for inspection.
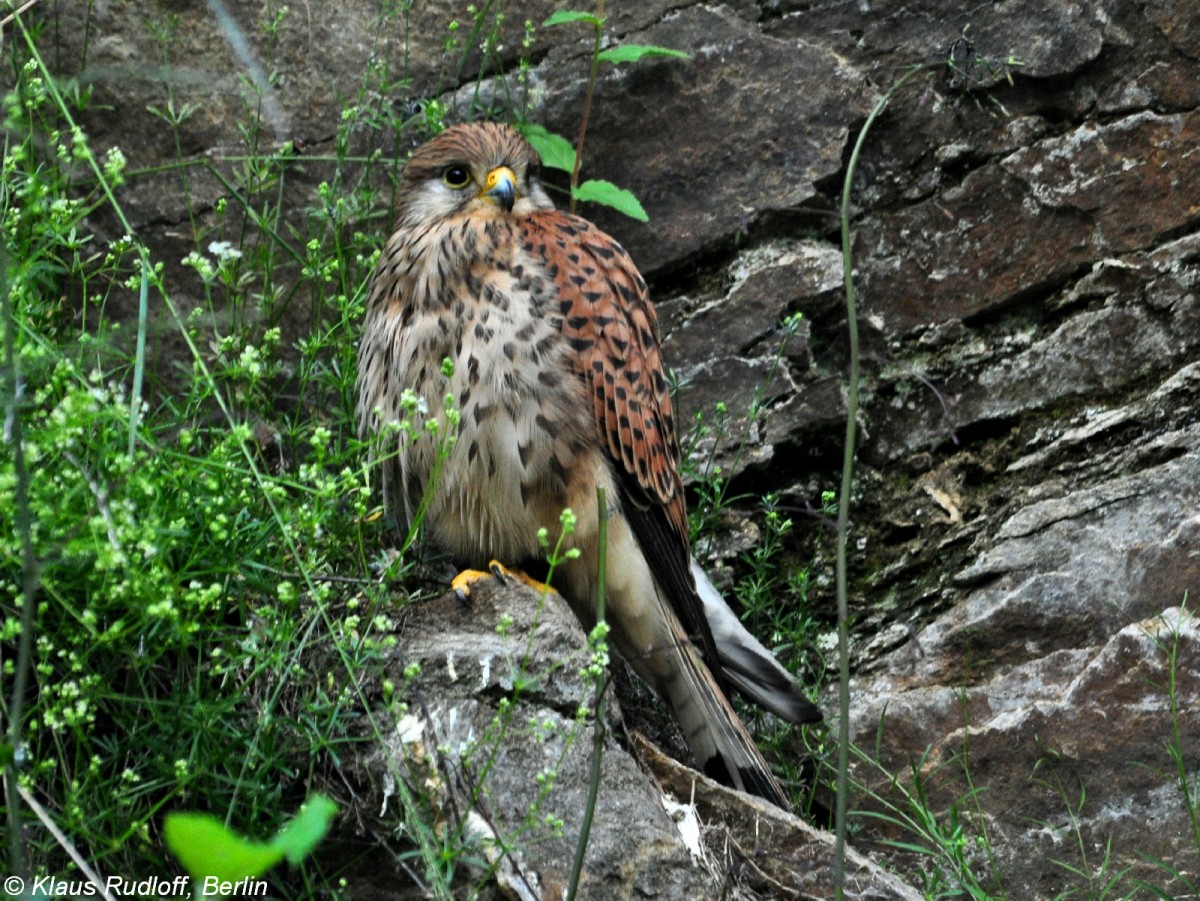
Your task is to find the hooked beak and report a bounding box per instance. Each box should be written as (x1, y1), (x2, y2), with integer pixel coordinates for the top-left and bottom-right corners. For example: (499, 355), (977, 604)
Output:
(481, 166), (517, 213)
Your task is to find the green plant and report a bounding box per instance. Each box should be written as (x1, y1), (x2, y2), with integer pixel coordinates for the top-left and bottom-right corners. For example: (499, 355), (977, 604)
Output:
(525, 5), (688, 221)
(849, 743), (1001, 899)
(680, 311), (809, 547)
(566, 490), (610, 901)
(1129, 600), (1200, 899)
(0, 5), (435, 895)
(672, 313), (830, 801)
(1029, 770), (1131, 901)
(165, 795), (338, 891)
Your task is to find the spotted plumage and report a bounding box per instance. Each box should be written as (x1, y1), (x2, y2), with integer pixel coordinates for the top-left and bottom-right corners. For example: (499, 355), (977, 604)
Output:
(356, 122), (821, 809)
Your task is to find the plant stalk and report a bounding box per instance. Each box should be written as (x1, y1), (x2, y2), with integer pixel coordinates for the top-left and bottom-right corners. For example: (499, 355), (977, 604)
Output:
(834, 61), (942, 898)
(566, 487), (609, 901)
(2, 242), (35, 894)
(569, 0), (605, 213)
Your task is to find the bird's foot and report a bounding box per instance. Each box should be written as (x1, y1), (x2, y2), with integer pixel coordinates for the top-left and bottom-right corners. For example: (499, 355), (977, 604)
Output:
(452, 560), (553, 602)
(451, 560), (509, 602)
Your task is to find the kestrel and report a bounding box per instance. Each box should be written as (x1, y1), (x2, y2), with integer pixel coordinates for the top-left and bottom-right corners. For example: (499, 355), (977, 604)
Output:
(357, 122), (821, 809)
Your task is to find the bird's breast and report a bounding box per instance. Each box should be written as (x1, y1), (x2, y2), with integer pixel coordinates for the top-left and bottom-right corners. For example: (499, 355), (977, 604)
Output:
(366, 223), (601, 563)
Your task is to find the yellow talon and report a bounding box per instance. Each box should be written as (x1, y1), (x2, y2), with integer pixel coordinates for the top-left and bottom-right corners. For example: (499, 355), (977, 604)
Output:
(451, 567), (499, 602)
(451, 560), (553, 601)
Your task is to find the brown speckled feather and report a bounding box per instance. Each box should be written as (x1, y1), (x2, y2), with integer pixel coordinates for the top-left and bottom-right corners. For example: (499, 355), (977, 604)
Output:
(356, 122), (821, 811)
(520, 213), (685, 537)
(515, 212), (719, 672)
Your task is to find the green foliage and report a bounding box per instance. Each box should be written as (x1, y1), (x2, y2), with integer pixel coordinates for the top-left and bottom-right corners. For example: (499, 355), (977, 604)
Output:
(164, 796), (337, 883)
(849, 743), (1001, 899)
(570, 179), (648, 222)
(520, 127), (649, 222)
(540, 7), (688, 220)
(542, 11), (601, 28)
(0, 5), (422, 894)
(596, 44), (690, 65)
(519, 123), (578, 173)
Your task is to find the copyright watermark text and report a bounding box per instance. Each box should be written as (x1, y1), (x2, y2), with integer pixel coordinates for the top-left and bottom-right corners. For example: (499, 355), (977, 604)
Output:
(3, 875), (269, 897)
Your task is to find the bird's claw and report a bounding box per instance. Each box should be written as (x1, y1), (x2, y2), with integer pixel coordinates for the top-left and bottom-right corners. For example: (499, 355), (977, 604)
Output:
(451, 560), (555, 601)
(451, 560), (513, 602)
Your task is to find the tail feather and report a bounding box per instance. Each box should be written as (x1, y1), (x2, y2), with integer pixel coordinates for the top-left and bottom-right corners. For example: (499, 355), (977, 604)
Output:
(585, 509), (819, 810)
(691, 559), (824, 725)
(661, 618), (792, 809)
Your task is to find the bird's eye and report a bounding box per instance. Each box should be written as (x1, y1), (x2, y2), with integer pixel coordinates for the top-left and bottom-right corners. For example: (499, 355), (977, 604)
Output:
(442, 166), (471, 189)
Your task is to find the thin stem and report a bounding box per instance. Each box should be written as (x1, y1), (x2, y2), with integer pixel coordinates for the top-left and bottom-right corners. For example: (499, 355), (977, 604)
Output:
(2, 243), (36, 893)
(566, 487), (609, 901)
(569, 0), (605, 213)
(127, 256), (149, 457)
(834, 61), (942, 898)
(1166, 600), (1200, 852)
(17, 785), (116, 901)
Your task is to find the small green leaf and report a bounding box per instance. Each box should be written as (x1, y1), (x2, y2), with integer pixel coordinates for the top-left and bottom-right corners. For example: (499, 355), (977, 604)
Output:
(164, 813), (283, 883)
(164, 795), (337, 882)
(270, 795), (338, 865)
(596, 45), (690, 66)
(573, 180), (648, 222)
(543, 11), (600, 28)
(520, 124), (577, 173)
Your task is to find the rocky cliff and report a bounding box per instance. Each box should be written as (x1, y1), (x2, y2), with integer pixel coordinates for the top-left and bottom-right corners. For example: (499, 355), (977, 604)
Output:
(54, 0), (1200, 897)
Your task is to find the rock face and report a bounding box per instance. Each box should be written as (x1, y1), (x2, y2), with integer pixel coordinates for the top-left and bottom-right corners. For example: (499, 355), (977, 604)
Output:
(348, 578), (714, 901)
(45, 0), (1200, 896)
(344, 577), (921, 900)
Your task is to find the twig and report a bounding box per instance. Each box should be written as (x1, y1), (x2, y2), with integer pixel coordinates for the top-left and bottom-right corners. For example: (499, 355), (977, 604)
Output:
(0, 0), (42, 34)
(566, 487), (609, 900)
(16, 785), (118, 901)
(128, 256), (149, 457)
(568, 0), (605, 213)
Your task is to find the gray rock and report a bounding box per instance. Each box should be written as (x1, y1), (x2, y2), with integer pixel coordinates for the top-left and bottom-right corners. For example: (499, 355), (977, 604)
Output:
(351, 577), (714, 900)
(349, 577), (922, 900)
(850, 605), (1200, 898)
(525, 3), (874, 275)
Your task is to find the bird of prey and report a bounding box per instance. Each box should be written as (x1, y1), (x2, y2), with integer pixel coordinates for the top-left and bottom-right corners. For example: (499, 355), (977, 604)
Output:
(356, 122), (822, 809)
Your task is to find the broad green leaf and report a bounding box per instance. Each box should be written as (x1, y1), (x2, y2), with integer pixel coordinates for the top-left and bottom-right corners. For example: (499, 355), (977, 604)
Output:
(165, 795), (337, 881)
(543, 11), (600, 28)
(164, 813), (283, 883)
(597, 44), (690, 66)
(520, 124), (577, 173)
(270, 795), (338, 865)
(572, 180), (648, 222)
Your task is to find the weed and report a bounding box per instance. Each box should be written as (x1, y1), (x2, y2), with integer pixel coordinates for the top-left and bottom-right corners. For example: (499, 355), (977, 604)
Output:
(1031, 764), (1133, 900)
(0, 5), (430, 893)
(675, 314), (832, 803)
(849, 742), (1001, 899)
(530, 6), (688, 221)
(1129, 601), (1200, 899)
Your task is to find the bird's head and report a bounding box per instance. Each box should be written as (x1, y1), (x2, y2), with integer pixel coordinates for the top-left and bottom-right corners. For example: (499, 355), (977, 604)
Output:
(395, 122), (554, 226)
